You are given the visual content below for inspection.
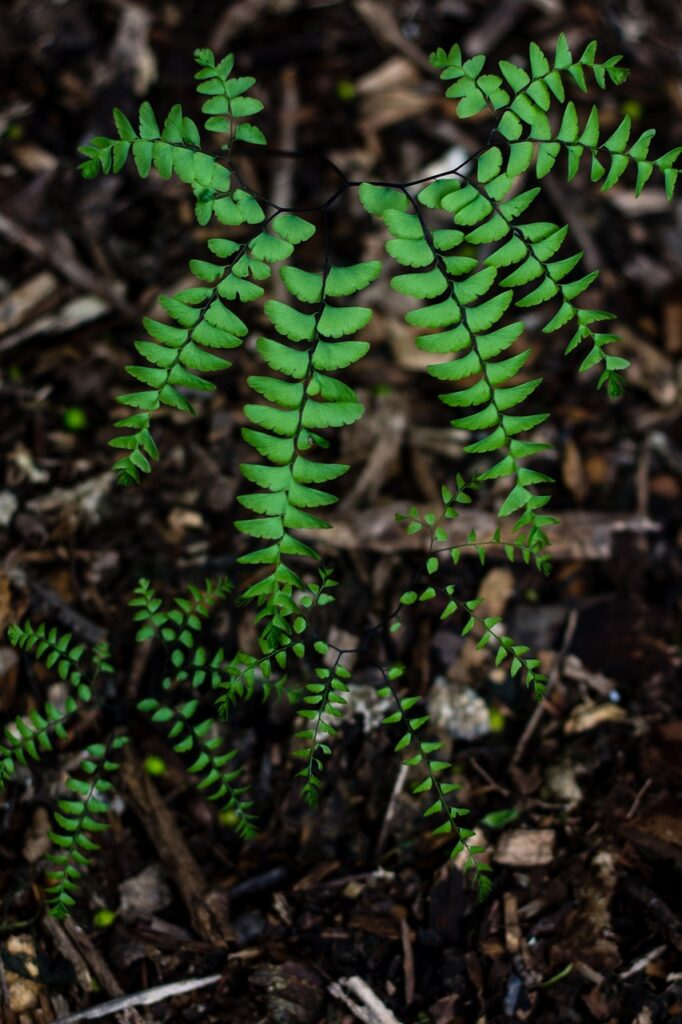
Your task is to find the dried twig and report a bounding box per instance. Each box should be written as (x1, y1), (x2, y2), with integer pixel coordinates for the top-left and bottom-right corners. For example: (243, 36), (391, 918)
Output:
(511, 608), (578, 768)
(376, 763), (408, 854)
(469, 756), (511, 797)
(463, 0), (527, 54)
(0, 271), (58, 334)
(619, 945), (668, 980)
(0, 212), (135, 320)
(329, 975), (404, 1024)
(353, 0), (433, 74)
(399, 917), (415, 1006)
(209, 0), (272, 51)
(626, 778), (653, 820)
(51, 973), (222, 1023)
(61, 918), (145, 1024)
(42, 917), (94, 996)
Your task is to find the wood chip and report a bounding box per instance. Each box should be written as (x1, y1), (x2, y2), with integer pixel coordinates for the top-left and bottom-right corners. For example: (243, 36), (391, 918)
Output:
(562, 654), (619, 698)
(0, 295), (110, 353)
(0, 270), (58, 333)
(564, 702), (627, 734)
(503, 892), (522, 954)
(3, 934), (41, 1013)
(494, 829), (556, 867)
(0, 646), (19, 711)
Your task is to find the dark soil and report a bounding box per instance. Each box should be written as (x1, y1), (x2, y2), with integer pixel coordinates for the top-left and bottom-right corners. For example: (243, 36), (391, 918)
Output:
(1, 1), (681, 1022)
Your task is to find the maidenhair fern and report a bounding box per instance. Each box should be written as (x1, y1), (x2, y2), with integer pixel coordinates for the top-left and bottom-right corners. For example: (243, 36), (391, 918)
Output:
(4, 34), (676, 914)
(4, 580), (255, 917)
(83, 36), (678, 624)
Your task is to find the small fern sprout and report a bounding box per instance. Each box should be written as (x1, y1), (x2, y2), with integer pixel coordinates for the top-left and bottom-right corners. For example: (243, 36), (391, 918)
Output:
(293, 652), (351, 805)
(0, 697), (78, 786)
(2, 623), (109, 787)
(376, 662), (494, 898)
(47, 737), (128, 918)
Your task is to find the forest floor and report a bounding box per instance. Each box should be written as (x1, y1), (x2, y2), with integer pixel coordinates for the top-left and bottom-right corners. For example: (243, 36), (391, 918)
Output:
(1, 1), (681, 1022)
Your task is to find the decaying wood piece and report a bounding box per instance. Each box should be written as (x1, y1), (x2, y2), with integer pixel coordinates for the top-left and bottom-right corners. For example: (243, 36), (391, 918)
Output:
(120, 750), (232, 946)
(42, 917), (94, 998)
(59, 918), (146, 1024)
(302, 506), (660, 561)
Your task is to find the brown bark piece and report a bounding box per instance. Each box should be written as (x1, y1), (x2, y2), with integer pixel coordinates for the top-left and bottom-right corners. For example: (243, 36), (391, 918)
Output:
(120, 750), (232, 946)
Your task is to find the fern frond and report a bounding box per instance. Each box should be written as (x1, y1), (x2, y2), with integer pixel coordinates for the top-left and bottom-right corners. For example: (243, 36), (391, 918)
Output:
(236, 256), (379, 642)
(110, 220), (304, 483)
(431, 36), (680, 206)
(361, 181), (554, 552)
(377, 664), (492, 898)
(215, 570), (336, 714)
(129, 577), (167, 639)
(46, 736), (128, 917)
(217, 646), (299, 712)
(138, 697), (257, 838)
(401, 587), (546, 699)
(92, 640), (115, 677)
(130, 577), (233, 694)
(78, 102), (235, 221)
(461, 163), (628, 395)
(431, 34), (629, 126)
(193, 48), (267, 148)
(130, 576), (231, 642)
(398, 481), (552, 576)
(497, 102), (681, 202)
(8, 621), (95, 702)
(293, 656), (350, 805)
(0, 698), (78, 786)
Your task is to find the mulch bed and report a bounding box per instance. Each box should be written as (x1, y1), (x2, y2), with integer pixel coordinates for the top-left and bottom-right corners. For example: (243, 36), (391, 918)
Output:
(1, 1), (681, 1021)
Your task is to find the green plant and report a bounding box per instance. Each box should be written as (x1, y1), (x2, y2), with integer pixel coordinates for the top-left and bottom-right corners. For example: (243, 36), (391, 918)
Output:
(4, 579), (259, 917)
(6, 36), (679, 916)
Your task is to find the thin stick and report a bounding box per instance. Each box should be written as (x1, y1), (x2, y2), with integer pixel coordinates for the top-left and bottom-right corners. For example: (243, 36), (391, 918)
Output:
(625, 777), (652, 820)
(376, 763), (409, 854)
(329, 976), (404, 1024)
(399, 917), (416, 1006)
(511, 608), (578, 768)
(469, 756), (511, 797)
(52, 973), (222, 1023)
(619, 945), (668, 981)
